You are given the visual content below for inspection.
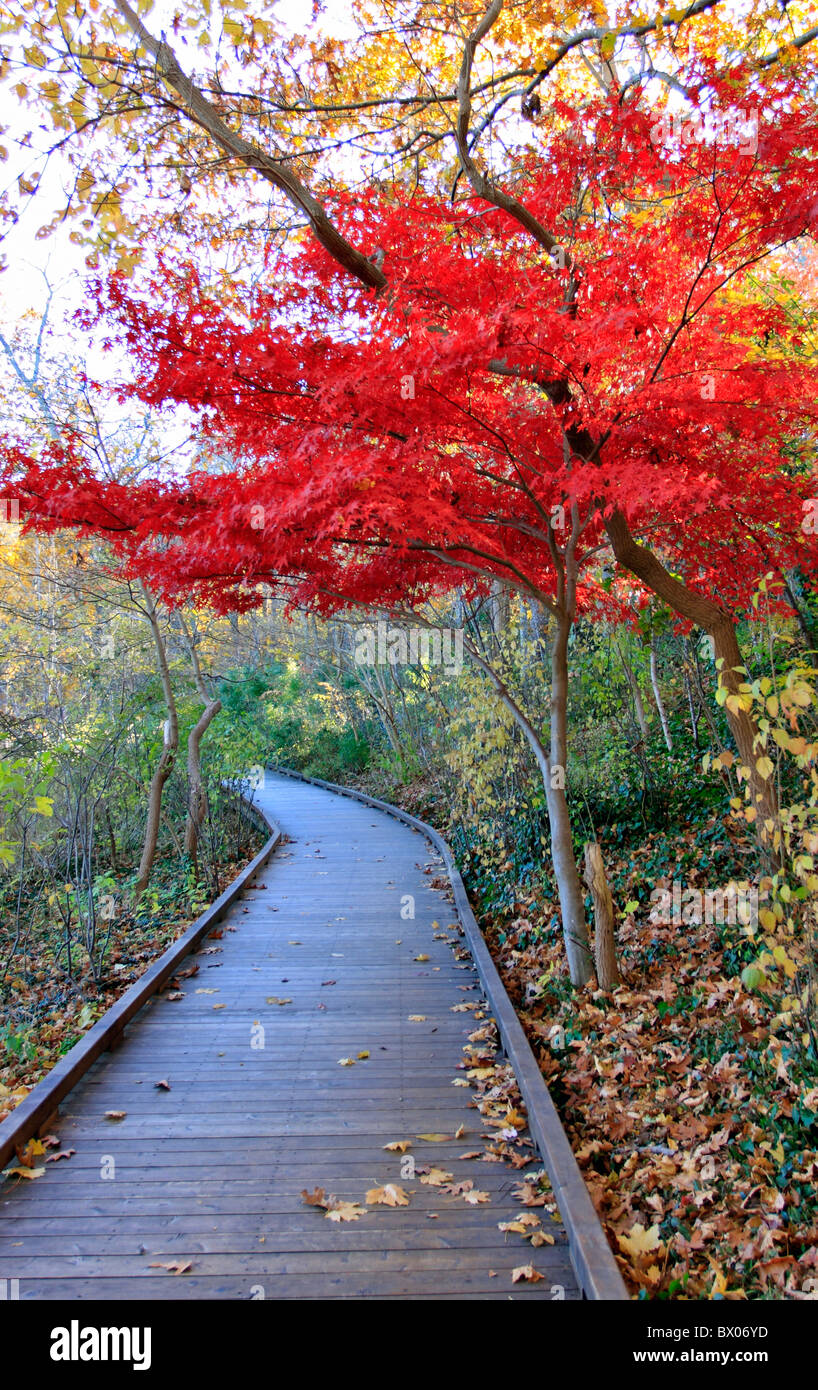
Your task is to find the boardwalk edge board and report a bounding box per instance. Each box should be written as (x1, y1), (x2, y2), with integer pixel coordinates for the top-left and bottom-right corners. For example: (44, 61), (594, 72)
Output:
(273, 765), (629, 1302)
(0, 801), (282, 1172)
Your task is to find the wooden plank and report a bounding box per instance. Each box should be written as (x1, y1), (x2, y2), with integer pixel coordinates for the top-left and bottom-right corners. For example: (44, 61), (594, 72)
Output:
(275, 767), (629, 1302)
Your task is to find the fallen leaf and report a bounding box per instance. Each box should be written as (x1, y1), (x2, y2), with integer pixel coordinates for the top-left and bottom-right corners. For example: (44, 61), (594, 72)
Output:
(617, 1223), (663, 1259)
(325, 1202), (365, 1222)
(420, 1168), (454, 1186)
(16, 1138), (45, 1167)
(512, 1264), (545, 1284)
(104, 1111), (127, 1121)
(154, 1079), (171, 1091)
(2, 1165), (45, 1180)
(366, 1183), (410, 1207)
(148, 1261), (192, 1274)
(46, 1149), (76, 1163)
(383, 1141), (412, 1153)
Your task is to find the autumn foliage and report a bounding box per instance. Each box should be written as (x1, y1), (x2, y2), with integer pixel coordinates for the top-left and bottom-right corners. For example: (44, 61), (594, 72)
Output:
(4, 71), (817, 631)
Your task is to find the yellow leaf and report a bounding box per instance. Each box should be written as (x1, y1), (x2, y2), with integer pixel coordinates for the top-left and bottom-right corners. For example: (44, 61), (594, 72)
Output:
(617, 1223), (663, 1258)
(365, 1183), (410, 1207)
(772, 945), (798, 979)
(419, 1167), (454, 1186)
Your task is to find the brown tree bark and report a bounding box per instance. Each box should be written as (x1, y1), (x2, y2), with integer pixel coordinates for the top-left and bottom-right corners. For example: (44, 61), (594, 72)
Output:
(583, 841), (621, 990)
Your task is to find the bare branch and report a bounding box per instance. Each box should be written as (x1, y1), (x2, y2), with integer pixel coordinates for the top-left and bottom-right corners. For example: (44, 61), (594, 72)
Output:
(112, 0), (387, 292)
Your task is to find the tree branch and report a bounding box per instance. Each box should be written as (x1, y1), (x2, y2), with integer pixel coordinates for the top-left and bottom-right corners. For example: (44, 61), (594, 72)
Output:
(112, 0), (387, 292)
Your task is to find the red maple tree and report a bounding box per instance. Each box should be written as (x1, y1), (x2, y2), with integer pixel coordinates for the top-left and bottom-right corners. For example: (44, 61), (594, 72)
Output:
(4, 64), (818, 978)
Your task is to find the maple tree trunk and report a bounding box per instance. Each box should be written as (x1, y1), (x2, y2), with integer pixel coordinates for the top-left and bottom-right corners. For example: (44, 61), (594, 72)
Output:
(135, 587), (178, 900)
(464, 620), (593, 988)
(604, 508), (778, 835)
(545, 602), (594, 988)
(583, 841), (621, 990)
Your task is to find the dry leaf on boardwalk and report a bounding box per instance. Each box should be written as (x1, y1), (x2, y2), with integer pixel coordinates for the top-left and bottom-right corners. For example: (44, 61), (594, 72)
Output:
(419, 1168), (453, 1187)
(301, 1188), (366, 1222)
(366, 1183), (410, 1207)
(325, 1201), (366, 1222)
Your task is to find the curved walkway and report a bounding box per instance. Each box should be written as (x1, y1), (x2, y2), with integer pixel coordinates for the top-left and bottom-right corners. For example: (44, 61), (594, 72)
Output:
(0, 772), (579, 1300)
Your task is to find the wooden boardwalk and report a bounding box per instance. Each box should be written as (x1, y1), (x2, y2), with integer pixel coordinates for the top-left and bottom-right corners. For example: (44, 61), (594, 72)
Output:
(0, 772), (579, 1300)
